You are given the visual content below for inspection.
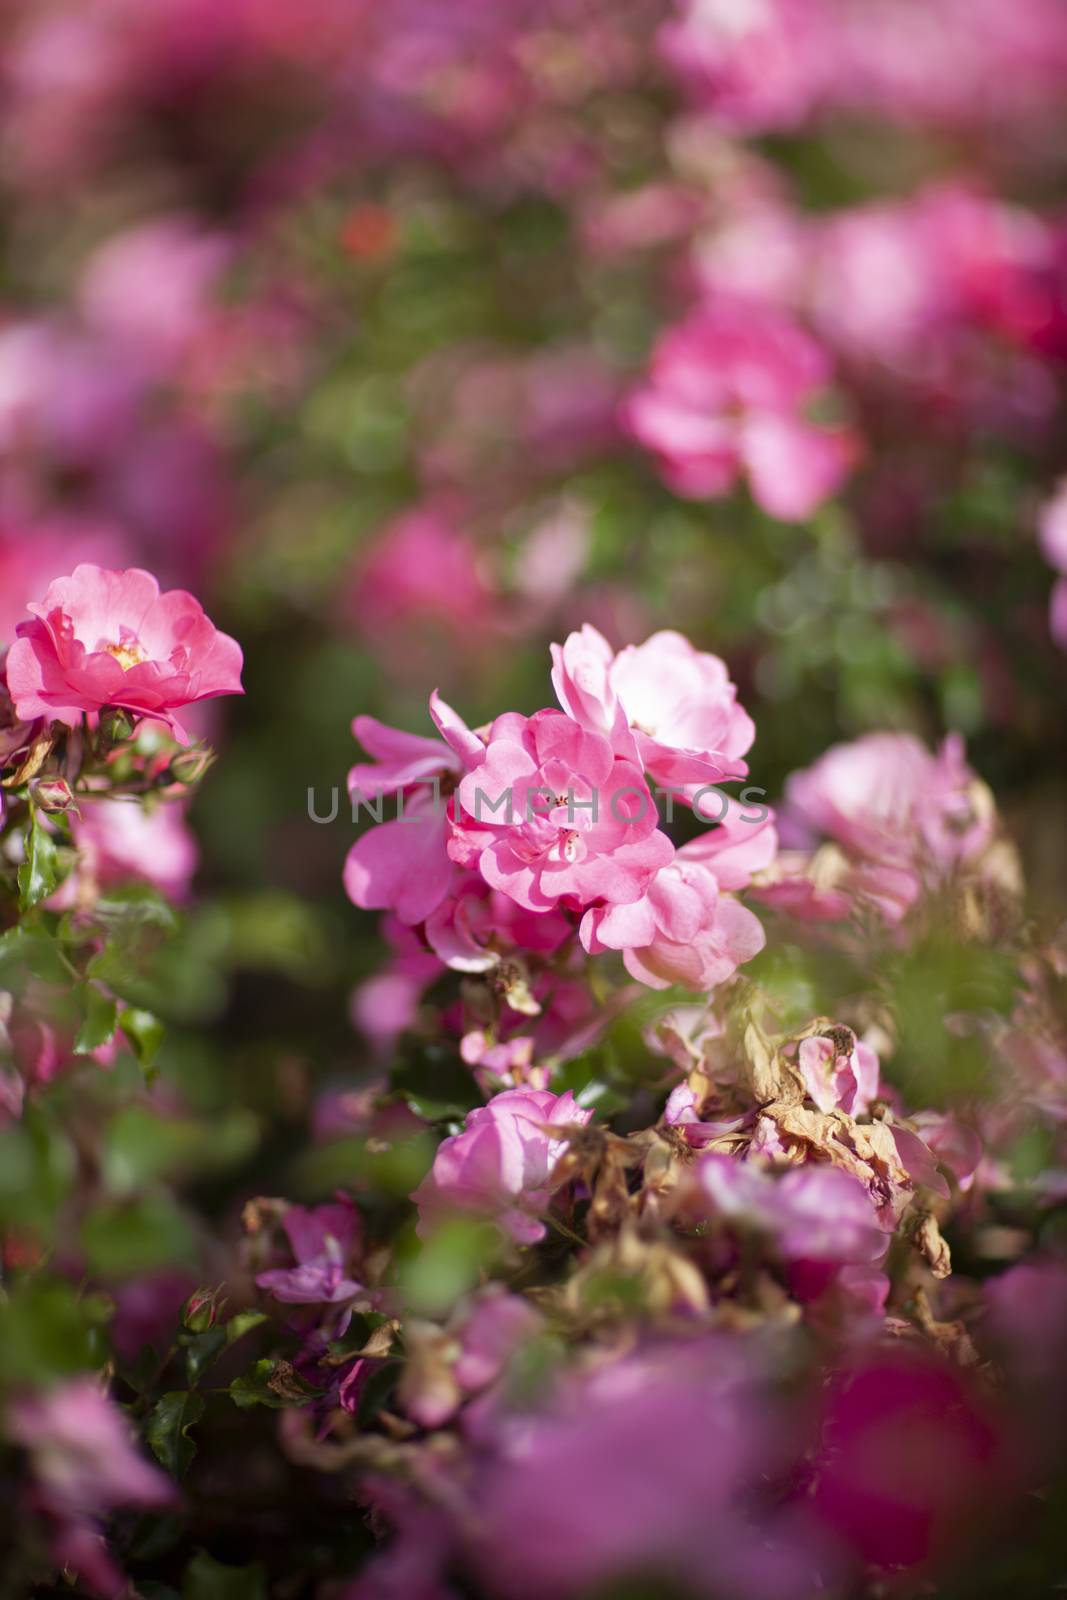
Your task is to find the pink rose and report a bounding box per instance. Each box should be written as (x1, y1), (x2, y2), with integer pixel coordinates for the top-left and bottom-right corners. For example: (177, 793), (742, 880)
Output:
(552, 624), (754, 787)
(413, 1087), (591, 1244)
(6, 565), (243, 738)
(581, 857), (765, 991)
(623, 300), (854, 520)
(454, 709), (672, 914)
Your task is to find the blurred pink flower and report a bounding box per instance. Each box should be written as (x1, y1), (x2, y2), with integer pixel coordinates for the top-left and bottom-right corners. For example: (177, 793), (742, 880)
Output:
(6, 564), (243, 738)
(49, 799), (198, 909)
(8, 1378), (174, 1599)
(345, 506), (493, 640)
(624, 302), (854, 519)
(697, 1153), (885, 1266)
(811, 1351), (1005, 1572)
(256, 1199), (363, 1306)
(472, 1338), (829, 1599)
(412, 1087), (591, 1244)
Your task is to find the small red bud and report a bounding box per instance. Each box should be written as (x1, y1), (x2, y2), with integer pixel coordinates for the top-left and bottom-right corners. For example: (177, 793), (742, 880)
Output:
(28, 777), (75, 813)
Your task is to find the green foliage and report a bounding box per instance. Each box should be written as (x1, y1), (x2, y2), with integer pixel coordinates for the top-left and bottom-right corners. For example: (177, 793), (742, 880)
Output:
(147, 1391), (206, 1478)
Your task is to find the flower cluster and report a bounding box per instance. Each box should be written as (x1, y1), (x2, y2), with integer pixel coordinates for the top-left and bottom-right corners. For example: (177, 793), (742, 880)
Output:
(345, 627), (768, 1039)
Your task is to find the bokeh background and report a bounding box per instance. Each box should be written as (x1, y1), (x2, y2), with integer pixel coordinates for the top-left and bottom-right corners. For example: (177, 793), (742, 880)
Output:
(2, 0), (1067, 1593)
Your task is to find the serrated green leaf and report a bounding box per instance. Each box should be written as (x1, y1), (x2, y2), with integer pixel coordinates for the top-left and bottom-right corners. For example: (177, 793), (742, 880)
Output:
(147, 1391), (206, 1479)
(17, 807), (59, 911)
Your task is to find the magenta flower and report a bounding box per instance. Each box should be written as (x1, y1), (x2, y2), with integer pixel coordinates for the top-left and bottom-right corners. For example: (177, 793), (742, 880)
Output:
(412, 1087), (591, 1244)
(6, 565), (243, 738)
(472, 1338), (828, 1599)
(581, 857), (765, 990)
(455, 709), (672, 913)
(256, 1200), (363, 1306)
(623, 301), (854, 520)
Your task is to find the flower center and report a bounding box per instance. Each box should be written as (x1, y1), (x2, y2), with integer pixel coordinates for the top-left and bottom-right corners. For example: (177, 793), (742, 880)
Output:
(99, 629), (147, 671)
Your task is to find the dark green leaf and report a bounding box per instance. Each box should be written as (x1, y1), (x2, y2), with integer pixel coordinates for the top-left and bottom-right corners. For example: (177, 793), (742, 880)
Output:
(182, 1550), (267, 1600)
(147, 1391), (206, 1479)
(17, 807), (60, 911)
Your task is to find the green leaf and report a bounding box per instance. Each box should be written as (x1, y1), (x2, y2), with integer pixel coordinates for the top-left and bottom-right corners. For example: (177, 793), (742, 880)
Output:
(147, 1391), (206, 1479)
(17, 806), (59, 911)
(102, 1106), (259, 1194)
(0, 1280), (102, 1384)
(81, 1194), (197, 1278)
(118, 1007), (167, 1068)
(182, 1550), (267, 1600)
(74, 982), (119, 1054)
(225, 1309), (269, 1346)
(181, 1327), (227, 1384)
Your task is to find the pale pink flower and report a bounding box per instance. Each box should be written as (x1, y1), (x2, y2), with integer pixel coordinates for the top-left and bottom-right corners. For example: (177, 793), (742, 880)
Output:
(454, 709), (672, 914)
(1038, 480), (1067, 649)
(6, 565), (243, 738)
(623, 301), (854, 520)
(551, 624), (755, 786)
(660, 0), (829, 135)
(777, 731), (995, 922)
(412, 1087), (591, 1244)
(581, 858), (764, 991)
(78, 217), (229, 374)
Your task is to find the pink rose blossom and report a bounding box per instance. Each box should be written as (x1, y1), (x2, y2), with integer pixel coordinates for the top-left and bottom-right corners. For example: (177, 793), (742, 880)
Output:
(6, 564), (243, 738)
(454, 709), (672, 914)
(552, 625), (755, 786)
(412, 1087), (591, 1244)
(344, 691), (484, 927)
(581, 858), (765, 991)
(777, 731), (995, 922)
(623, 301), (854, 520)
